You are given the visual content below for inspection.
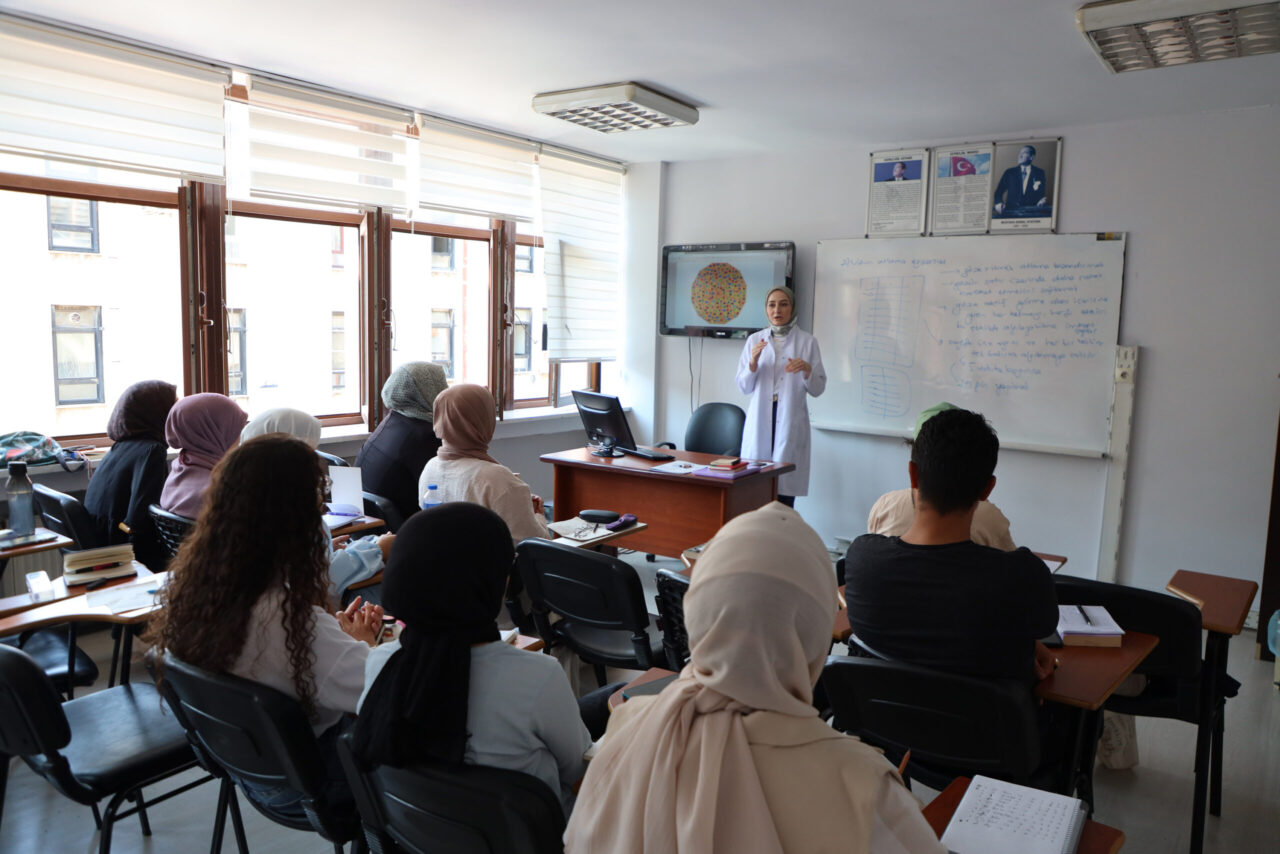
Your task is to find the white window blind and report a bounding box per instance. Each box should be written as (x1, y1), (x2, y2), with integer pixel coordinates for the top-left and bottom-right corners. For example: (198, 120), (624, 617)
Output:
(0, 16), (228, 180)
(418, 119), (536, 221)
(540, 152), (624, 363)
(238, 80), (414, 210)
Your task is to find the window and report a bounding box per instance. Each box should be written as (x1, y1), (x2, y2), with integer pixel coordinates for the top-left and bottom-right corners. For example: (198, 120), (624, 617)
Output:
(513, 308), (532, 372)
(47, 197), (98, 253)
(227, 308), (247, 396)
(51, 305), (104, 405)
(331, 227), (345, 269)
(331, 311), (345, 389)
(431, 236), (455, 271)
(431, 310), (455, 377)
(515, 244), (534, 274)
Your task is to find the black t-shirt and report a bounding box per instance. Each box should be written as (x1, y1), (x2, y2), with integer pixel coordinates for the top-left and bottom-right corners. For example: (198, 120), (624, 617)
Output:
(844, 534), (1057, 682)
(83, 437), (170, 571)
(355, 410), (442, 522)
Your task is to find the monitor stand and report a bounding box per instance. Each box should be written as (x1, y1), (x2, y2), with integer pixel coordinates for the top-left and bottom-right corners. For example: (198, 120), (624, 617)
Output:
(588, 443), (625, 458)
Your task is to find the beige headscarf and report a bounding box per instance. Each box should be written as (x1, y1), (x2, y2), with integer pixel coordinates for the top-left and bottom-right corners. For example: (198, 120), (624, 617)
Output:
(565, 502), (840, 854)
(431, 384), (499, 464)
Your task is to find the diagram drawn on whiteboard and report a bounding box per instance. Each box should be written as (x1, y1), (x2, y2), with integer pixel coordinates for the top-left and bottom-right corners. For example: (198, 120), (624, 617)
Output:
(855, 276), (922, 418)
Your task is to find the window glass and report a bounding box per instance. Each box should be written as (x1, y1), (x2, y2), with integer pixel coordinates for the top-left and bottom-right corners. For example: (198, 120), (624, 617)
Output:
(0, 189), (182, 435)
(513, 308), (532, 373)
(390, 231), (489, 387)
(47, 197), (98, 252)
(224, 215), (361, 415)
(331, 311), (346, 389)
(511, 243), (555, 402)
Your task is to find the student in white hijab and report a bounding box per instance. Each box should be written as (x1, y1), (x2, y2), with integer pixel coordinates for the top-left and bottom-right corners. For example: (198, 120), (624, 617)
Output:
(241, 407), (391, 600)
(565, 502), (945, 854)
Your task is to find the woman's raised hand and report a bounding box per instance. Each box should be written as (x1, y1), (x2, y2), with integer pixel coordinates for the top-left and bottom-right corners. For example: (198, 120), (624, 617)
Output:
(337, 595), (385, 646)
(749, 339), (767, 371)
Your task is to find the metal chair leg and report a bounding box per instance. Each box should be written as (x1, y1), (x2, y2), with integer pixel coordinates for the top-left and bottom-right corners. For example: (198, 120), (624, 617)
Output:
(226, 783), (249, 854)
(133, 789), (152, 836)
(66, 623), (78, 699)
(210, 778), (230, 854)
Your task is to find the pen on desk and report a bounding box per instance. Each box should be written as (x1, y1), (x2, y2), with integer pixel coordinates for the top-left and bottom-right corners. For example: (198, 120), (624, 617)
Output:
(85, 578), (111, 591)
(1076, 604), (1093, 625)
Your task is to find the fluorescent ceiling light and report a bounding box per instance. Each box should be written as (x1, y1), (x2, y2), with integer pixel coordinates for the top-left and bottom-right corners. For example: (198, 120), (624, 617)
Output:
(1077, 0), (1280, 72)
(532, 82), (698, 133)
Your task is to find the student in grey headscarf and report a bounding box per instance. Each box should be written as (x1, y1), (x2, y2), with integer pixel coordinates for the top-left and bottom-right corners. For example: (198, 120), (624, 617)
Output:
(355, 362), (449, 521)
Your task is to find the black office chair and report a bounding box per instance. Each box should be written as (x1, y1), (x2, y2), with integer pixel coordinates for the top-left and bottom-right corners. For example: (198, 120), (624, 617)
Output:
(656, 402), (746, 456)
(653, 568), (692, 671)
(157, 652), (366, 854)
(1053, 575), (1215, 854)
(516, 538), (662, 687)
(0, 644), (206, 854)
(362, 490), (405, 533)
(148, 503), (195, 562)
(317, 450), (350, 467)
(822, 654), (1049, 794)
(336, 733), (565, 854)
(10, 483), (103, 699)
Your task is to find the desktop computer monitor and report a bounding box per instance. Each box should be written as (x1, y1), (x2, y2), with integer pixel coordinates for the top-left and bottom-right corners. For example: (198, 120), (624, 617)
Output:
(572, 390), (637, 457)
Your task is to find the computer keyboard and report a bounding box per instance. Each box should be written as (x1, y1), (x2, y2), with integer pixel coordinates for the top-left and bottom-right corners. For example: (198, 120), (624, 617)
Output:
(618, 446), (676, 462)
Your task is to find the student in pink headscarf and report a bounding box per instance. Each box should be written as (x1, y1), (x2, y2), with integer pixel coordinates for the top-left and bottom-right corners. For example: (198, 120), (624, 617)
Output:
(565, 502), (946, 854)
(416, 384), (548, 543)
(160, 393), (248, 519)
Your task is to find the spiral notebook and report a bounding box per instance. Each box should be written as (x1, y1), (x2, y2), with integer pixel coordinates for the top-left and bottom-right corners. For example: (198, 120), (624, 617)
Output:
(940, 775), (1086, 854)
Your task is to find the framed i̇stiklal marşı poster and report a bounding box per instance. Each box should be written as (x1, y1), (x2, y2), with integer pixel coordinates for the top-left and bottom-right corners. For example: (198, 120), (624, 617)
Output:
(989, 137), (1061, 233)
(866, 148), (929, 237)
(929, 142), (994, 235)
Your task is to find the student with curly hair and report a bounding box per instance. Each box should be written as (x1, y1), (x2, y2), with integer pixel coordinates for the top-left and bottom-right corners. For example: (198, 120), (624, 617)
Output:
(150, 434), (383, 821)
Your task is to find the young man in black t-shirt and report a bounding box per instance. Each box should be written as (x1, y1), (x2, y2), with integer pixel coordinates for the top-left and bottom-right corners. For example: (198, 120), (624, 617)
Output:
(844, 408), (1058, 682)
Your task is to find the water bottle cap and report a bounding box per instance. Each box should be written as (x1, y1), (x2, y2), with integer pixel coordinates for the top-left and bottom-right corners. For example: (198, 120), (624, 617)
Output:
(428, 484), (438, 490)
(7, 461), (27, 477)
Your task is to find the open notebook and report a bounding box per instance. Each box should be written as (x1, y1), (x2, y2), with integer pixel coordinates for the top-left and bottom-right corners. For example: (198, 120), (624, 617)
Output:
(941, 775), (1086, 854)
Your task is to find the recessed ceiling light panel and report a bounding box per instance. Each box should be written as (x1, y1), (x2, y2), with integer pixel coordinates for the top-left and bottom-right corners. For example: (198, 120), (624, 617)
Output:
(1077, 0), (1280, 72)
(532, 83), (698, 133)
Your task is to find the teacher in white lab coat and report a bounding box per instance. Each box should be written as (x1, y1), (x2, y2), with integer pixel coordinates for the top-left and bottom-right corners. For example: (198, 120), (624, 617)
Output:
(736, 286), (826, 507)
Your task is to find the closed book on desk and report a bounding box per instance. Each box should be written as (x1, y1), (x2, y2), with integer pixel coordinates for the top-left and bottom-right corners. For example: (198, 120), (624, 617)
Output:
(693, 464), (763, 480)
(1056, 604), (1123, 647)
(941, 775), (1086, 854)
(63, 544), (138, 584)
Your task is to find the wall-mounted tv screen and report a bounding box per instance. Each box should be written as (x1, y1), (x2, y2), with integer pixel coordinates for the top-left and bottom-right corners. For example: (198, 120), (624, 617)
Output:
(660, 241), (795, 339)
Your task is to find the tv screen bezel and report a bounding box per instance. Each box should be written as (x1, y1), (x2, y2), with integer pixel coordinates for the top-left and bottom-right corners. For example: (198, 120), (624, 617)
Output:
(659, 241), (796, 339)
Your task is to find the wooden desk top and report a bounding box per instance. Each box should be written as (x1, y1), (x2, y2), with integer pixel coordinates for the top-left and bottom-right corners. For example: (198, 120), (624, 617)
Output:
(0, 572), (167, 635)
(1166, 569), (1258, 635)
(331, 515), (385, 537)
(1036, 631), (1159, 711)
(541, 447), (794, 488)
(609, 667), (678, 710)
(0, 528), (72, 561)
(922, 777), (1125, 854)
(0, 561), (154, 619)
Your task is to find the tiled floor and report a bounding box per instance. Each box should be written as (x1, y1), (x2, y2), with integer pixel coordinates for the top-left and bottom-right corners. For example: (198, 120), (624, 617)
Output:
(3, 560), (1277, 853)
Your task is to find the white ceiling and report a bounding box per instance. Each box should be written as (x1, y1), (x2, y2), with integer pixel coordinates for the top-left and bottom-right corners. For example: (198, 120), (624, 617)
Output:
(4, 0), (1279, 163)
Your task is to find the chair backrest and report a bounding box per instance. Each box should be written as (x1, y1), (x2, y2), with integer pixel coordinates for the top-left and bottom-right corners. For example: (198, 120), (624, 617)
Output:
(516, 538), (653, 665)
(654, 569), (692, 671)
(0, 644), (72, 759)
(32, 483), (102, 551)
(1052, 575), (1202, 681)
(337, 734), (565, 854)
(362, 490), (405, 533)
(157, 651), (353, 840)
(316, 450), (350, 468)
(148, 503), (195, 561)
(822, 655), (1041, 788)
(684, 402), (746, 456)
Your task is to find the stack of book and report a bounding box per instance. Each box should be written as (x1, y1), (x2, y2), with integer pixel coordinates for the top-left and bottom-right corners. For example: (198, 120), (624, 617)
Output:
(1055, 604), (1124, 647)
(63, 544), (137, 586)
(696, 458), (758, 480)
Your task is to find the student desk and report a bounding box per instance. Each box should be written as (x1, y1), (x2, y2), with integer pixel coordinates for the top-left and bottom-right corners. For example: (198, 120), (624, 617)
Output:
(0, 527), (73, 580)
(1165, 569), (1257, 839)
(922, 777), (1125, 854)
(541, 448), (793, 558)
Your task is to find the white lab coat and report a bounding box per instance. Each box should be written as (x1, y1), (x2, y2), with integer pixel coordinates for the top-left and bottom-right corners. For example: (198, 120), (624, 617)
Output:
(736, 328), (826, 496)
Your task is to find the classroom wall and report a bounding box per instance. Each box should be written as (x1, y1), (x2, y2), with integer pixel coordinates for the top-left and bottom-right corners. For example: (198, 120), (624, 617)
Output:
(650, 105), (1280, 596)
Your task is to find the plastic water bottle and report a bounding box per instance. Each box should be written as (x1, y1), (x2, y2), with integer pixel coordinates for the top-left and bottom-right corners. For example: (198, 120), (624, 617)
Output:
(1267, 609), (1280, 657)
(420, 483), (441, 512)
(5, 461), (35, 536)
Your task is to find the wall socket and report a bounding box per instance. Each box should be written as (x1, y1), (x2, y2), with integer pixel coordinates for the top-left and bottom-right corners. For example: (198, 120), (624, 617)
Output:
(1115, 345), (1138, 384)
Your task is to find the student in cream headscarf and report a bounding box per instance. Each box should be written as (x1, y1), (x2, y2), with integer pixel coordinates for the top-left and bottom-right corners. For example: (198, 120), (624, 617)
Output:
(565, 502), (945, 854)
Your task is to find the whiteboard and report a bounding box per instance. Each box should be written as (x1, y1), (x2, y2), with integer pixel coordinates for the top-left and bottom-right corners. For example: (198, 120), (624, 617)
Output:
(811, 234), (1125, 455)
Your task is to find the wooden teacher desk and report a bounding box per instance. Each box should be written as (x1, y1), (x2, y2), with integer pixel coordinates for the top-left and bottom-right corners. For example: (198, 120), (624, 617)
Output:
(541, 448), (794, 558)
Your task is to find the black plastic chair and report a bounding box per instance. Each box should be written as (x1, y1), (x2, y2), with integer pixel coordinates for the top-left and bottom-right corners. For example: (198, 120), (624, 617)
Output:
(336, 733), (565, 854)
(822, 654), (1049, 793)
(33, 483), (104, 551)
(157, 652), (366, 854)
(362, 490), (405, 533)
(317, 450), (350, 467)
(516, 538), (662, 687)
(1053, 575), (1215, 854)
(148, 503), (195, 562)
(654, 568), (692, 671)
(0, 644), (206, 854)
(656, 402), (746, 456)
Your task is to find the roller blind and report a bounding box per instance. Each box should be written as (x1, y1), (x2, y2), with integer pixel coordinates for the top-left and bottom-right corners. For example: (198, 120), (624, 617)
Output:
(541, 152), (625, 363)
(238, 80), (414, 210)
(0, 16), (228, 180)
(418, 119), (536, 221)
